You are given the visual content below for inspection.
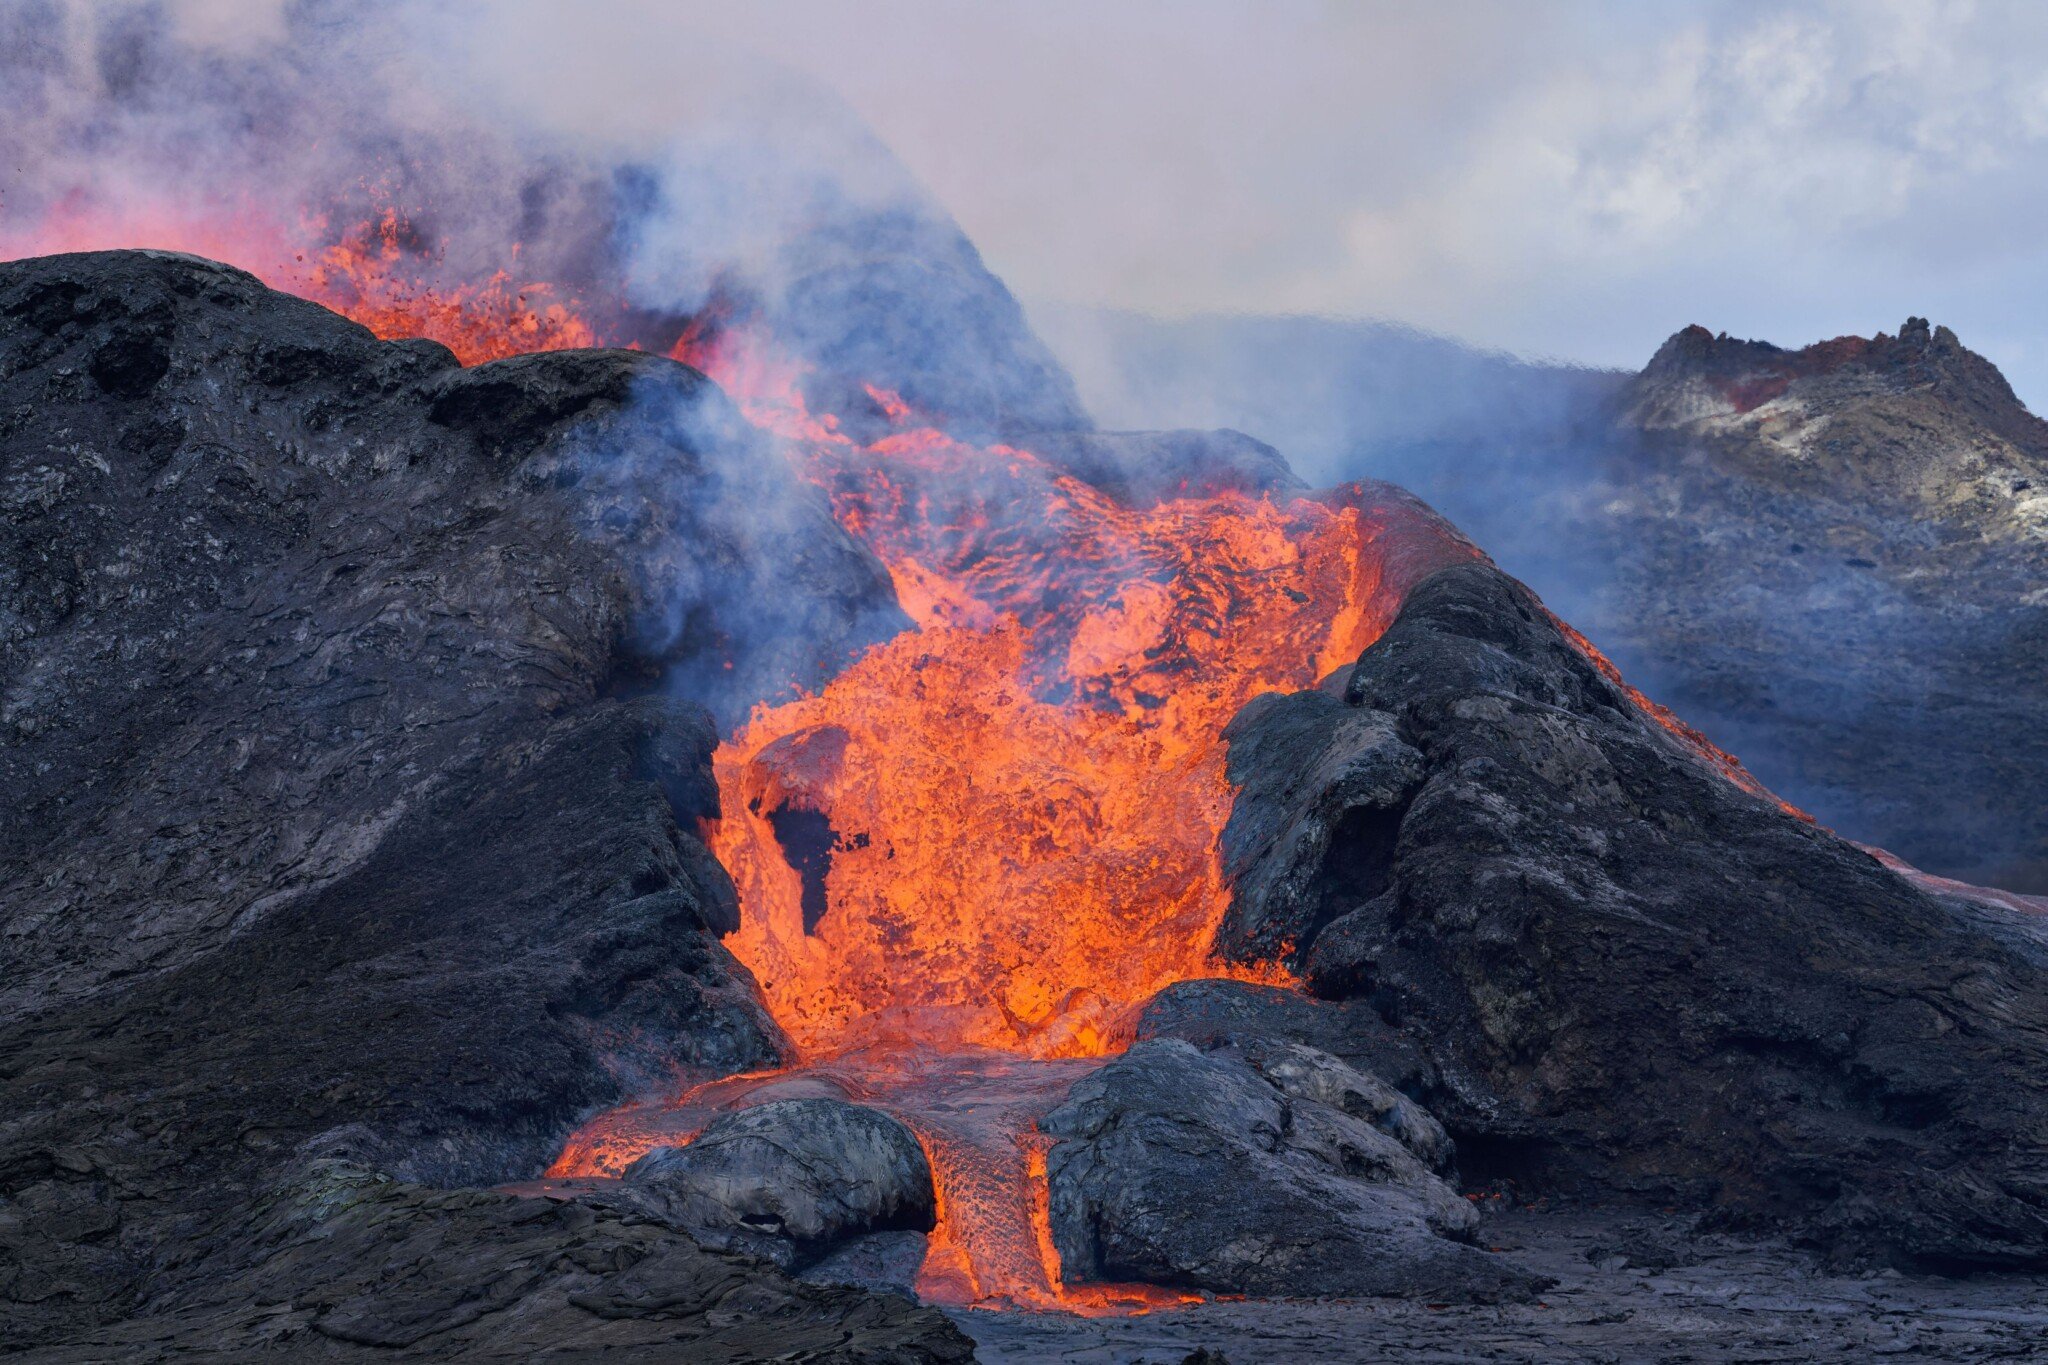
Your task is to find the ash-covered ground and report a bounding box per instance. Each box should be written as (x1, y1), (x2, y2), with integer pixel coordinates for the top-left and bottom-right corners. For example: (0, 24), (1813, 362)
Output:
(956, 1207), (2048, 1363)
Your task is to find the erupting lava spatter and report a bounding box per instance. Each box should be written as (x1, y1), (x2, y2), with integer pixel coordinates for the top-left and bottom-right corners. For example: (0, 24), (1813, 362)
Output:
(0, 204), (1487, 1309)
(539, 376), (1480, 1307)
(0, 199), (611, 365)
(712, 424), (1408, 1060)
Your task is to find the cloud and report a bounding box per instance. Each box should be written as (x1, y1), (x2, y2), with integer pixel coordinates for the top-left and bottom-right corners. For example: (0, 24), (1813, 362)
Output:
(22, 0), (2048, 401)
(420, 0), (2048, 401)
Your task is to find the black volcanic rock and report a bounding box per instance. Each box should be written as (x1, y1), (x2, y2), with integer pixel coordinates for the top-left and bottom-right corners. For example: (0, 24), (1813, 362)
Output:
(1218, 561), (2048, 1270)
(1041, 1037), (1544, 1301)
(0, 251), (965, 1358)
(621, 1099), (937, 1269)
(8, 1158), (967, 1363)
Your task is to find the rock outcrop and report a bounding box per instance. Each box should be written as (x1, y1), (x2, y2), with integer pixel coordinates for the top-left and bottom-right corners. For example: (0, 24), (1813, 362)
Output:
(1589, 318), (2048, 891)
(1041, 1037), (1545, 1301)
(620, 1099), (936, 1269)
(11, 1158), (967, 1364)
(1217, 561), (2048, 1270)
(0, 251), (967, 1358)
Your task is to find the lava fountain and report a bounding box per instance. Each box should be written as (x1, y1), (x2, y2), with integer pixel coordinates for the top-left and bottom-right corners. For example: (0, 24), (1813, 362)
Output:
(542, 365), (1479, 1307)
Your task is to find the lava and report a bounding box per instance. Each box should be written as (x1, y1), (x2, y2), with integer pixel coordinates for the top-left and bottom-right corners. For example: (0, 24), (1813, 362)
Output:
(0, 199), (610, 366)
(565, 395), (1474, 1308)
(711, 421), (1439, 1062)
(0, 200), (1594, 1310)
(543, 1046), (1202, 1311)
(0, 198), (1468, 1307)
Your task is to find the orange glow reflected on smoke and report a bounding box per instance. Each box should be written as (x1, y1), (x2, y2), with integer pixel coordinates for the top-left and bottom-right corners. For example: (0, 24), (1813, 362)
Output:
(0, 198), (606, 366)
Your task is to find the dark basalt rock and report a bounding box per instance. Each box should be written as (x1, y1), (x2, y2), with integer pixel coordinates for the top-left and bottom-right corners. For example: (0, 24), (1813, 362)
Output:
(1137, 978), (1428, 1085)
(796, 1229), (931, 1300)
(1218, 560), (2048, 1270)
(1239, 1036), (1458, 1176)
(0, 251), (964, 1358)
(7, 1159), (968, 1362)
(1041, 1038), (1547, 1302)
(620, 1099), (937, 1269)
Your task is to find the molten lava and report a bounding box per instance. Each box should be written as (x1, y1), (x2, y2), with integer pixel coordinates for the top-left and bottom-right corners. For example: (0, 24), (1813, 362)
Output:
(711, 423), (1436, 1060)
(546, 386), (1474, 1306)
(0, 199), (1480, 1307)
(0, 201), (1498, 1310)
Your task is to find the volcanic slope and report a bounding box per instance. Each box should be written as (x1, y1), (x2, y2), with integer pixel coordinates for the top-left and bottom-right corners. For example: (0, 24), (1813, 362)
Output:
(6, 250), (2048, 1358)
(0, 250), (968, 1360)
(1210, 561), (2048, 1271)
(1054, 311), (2048, 895)
(1587, 319), (2048, 893)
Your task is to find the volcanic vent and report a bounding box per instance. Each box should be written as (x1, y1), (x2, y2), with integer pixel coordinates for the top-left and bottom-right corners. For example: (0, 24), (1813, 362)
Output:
(20, 175), (1921, 1317)
(539, 319), (1486, 1306)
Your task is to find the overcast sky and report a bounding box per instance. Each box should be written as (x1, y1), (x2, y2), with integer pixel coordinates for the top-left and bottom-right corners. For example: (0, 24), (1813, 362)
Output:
(225, 0), (2048, 403)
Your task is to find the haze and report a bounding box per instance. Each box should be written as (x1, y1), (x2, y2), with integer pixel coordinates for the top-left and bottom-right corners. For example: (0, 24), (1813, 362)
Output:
(382, 0), (2048, 407)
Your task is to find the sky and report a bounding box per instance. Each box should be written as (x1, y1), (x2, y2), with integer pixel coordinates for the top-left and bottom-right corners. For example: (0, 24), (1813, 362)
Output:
(150, 0), (2048, 405)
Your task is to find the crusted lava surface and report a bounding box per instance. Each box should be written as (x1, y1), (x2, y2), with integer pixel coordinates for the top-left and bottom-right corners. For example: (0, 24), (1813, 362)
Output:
(1214, 561), (2048, 1270)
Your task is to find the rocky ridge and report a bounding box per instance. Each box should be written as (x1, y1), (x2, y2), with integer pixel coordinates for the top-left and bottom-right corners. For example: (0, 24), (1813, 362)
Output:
(1212, 562), (2048, 1270)
(1578, 317), (2048, 890)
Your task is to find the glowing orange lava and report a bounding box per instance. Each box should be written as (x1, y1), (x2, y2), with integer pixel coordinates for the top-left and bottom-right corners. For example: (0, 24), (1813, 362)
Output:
(542, 1045), (1207, 1311)
(711, 416), (1463, 1060)
(0, 200), (1480, 1305)
(5, 201), (1706, 1311)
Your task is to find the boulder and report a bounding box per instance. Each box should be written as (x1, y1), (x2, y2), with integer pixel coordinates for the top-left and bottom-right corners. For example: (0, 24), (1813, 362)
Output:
(624, 1099), (936, 1269)
(1040, 1038), (1545, 1301)
(1239, 1037), (1456, 1176)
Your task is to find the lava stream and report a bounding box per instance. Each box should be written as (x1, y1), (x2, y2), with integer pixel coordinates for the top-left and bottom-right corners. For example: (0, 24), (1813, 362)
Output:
(710, 418), (1462, 1064)
(570, 400), (1475, 1305)
(546, 1047), (1196, 1313)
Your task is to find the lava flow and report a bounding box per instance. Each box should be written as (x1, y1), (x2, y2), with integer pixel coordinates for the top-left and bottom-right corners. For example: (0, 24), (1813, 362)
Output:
(0, 203), (1482, 1310)
(543, 375), (1479, 1307)
(714, 429), (1415, 1061)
